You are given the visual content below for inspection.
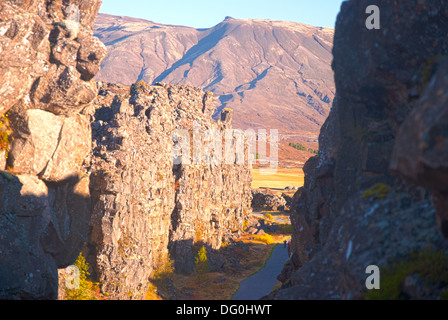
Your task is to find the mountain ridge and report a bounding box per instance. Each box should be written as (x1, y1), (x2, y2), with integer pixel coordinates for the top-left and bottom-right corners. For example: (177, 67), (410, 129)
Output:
(94, 13), (335, 167)
(94, 13), (335, 136)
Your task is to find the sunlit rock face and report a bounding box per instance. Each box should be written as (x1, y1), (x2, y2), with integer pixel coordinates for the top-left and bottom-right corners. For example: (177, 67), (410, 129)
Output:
(86, 81), (253, 300)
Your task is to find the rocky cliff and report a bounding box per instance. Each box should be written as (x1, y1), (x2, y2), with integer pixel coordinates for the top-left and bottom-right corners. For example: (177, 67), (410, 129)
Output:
(271, 0), (448, 300)
(0, 0), (106, 299)
(0, 1), (252, 300)
(84, 81), (252, 300)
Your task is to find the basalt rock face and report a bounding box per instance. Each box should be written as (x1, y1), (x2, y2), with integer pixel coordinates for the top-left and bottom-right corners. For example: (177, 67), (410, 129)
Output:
(272, 0), (448, 300)
(0, 0), (105, 116)
(86, 81), (252, 300)
(390, 58), (448, 239)
(0, 0), (105, 299)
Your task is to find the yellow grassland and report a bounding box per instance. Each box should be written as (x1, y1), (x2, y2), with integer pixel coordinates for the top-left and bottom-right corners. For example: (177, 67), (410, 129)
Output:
(251, 167), (304, 190)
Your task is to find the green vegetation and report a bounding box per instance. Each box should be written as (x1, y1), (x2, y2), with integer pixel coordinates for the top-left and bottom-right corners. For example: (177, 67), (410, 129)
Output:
(264, 213), (274, 221)
(64, 253), (102, 300)
(195, 246), (210, 275)
(365, 247), (448, 300)
(289, 142), (306, 151)
(289, 142), (318, 154)
(361, 183), (391, 200)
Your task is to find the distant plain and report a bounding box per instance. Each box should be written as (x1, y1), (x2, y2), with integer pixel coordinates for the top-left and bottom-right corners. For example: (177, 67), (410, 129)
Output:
(251, 168), (304, 190)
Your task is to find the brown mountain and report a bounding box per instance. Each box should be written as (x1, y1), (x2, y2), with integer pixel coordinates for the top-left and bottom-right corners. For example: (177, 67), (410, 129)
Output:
(94, 13), (335, 167)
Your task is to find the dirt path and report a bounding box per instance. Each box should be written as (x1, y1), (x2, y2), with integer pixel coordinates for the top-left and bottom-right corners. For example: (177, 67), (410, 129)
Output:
(231, 239), (290, 300)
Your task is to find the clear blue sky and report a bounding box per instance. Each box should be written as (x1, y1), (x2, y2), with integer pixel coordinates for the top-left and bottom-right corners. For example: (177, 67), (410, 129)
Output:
(99, 0), (345, 29)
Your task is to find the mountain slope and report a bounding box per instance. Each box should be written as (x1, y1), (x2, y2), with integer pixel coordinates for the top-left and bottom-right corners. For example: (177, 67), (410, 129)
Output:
(94, 14), (335, 166)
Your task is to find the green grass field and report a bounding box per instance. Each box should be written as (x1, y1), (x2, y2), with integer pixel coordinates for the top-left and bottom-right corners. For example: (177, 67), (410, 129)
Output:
(251, 168), (304, 190)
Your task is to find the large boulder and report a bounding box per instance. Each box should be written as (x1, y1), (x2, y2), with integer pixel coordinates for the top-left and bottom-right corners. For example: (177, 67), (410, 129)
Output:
(40, 114), (91, 182)
(8, 110), (64, 176)
(251, 190), (287, 211)
(8, 110), (91, 182)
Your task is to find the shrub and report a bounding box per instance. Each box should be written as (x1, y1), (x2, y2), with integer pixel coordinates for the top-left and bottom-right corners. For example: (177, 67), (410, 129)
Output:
(65, 253), (102, 300)
(131, 80), (148, 94)
(252, 233), (275, 245)
(195, 246), (209, 275)
(153, 253), (174, 280)
(361, 183), (391, 200)
(289, 142), (306, 151)
(264, 213), (274, 221)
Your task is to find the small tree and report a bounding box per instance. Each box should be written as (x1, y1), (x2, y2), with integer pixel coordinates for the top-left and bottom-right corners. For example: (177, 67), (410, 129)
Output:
(195, 246), (209, 276)
(153, 253), (174, 280)
(65, 253), (102, 300)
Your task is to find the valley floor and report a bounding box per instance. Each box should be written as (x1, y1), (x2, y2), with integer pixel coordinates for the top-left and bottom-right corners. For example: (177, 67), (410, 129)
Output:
(146, 211), (292, 300)
(144, 167), (302, 300)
